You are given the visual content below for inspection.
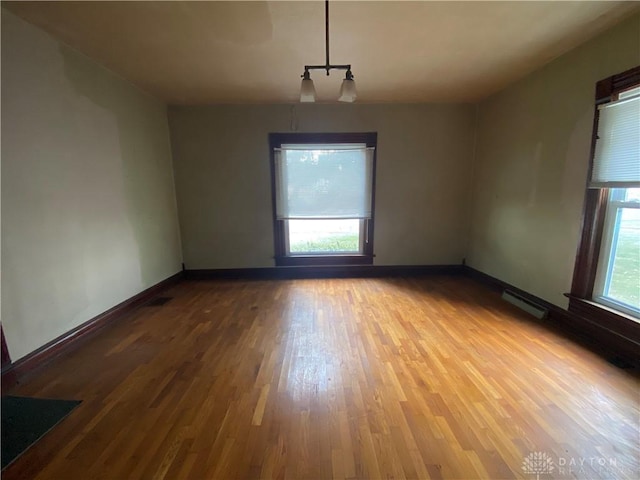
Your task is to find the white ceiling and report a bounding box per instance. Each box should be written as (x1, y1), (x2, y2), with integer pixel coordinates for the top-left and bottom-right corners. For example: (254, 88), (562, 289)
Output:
(4, 1), (639, 104)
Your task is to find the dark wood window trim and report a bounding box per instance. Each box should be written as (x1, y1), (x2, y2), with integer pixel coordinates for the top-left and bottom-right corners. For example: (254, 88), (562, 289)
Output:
(568, 66), (640, 334)
(269, 132), (377, 267)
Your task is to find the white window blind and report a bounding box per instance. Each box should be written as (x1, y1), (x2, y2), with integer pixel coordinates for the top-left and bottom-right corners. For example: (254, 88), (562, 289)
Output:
(274, 144), (374, 219)
(590, 89), (640, 188)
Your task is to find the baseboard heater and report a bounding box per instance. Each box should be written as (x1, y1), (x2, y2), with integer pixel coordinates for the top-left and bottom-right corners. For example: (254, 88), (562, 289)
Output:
(501, 290), (549, 319)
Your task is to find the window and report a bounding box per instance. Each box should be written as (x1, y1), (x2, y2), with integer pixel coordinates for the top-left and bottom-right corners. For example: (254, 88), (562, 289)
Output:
(570, 66), (640, 322)
(593, 188), (640, 316)
(269, 133), (377, 266)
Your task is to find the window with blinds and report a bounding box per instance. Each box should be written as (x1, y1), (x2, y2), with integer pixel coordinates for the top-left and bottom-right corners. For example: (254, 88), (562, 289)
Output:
(588, 83), (640, 317)
(274, 145), (374, 220)
(590, 86), (640, 188)
(269, 133), (377, 266)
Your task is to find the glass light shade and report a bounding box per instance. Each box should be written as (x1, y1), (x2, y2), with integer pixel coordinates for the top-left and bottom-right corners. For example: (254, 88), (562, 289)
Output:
(338, 78), (357, 102)
(300, 78), (316, 102)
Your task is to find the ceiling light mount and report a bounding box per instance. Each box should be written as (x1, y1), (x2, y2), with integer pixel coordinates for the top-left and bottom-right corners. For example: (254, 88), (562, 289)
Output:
(300, 0), (356, 103)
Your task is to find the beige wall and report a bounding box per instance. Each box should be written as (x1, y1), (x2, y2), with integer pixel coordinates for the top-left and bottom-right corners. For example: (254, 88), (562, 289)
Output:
(168, 104), (475, 269)
(1, 10), (183, 361)
(467, 14), (640, 308)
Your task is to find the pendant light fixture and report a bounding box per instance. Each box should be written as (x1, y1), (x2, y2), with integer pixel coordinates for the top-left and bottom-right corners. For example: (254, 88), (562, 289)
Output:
(300, 0), (356, 103)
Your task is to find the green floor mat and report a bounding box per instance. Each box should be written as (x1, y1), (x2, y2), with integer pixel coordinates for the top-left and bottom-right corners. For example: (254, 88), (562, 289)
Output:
(2, 395), (81, 469)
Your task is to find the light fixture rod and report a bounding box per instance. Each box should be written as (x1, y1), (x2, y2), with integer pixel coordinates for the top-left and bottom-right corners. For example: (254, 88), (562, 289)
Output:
(302, 0), (351, 76)
(325, 0), (330, 74)
(305, 64), (351, 72)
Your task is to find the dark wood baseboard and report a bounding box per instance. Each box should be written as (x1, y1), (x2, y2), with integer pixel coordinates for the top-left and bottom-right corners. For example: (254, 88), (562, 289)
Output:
(465, 266), (640, 369)
(185, 264), (465, 281)
(1, 271), (184, 390)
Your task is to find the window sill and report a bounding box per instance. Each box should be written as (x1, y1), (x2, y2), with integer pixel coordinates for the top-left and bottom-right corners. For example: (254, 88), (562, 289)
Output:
(565, 294), (640, 344)
(275, 255), (373, 267)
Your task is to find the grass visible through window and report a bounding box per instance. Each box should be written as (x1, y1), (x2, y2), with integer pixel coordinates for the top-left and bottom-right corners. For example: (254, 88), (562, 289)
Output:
(288, 219), (360, 254)
(290, 234), (359, 253)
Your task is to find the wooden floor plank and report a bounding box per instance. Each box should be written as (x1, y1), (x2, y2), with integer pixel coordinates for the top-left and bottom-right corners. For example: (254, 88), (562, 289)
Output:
(3, 276), (638, 479)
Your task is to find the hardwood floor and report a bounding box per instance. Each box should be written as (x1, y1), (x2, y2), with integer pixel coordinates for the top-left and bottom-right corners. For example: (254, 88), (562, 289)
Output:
(3, 276), (639, 479)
